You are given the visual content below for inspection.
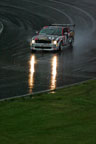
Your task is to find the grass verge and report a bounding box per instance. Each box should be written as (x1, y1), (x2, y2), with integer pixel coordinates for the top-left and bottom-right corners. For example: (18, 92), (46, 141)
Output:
(0, 80), (96, 144)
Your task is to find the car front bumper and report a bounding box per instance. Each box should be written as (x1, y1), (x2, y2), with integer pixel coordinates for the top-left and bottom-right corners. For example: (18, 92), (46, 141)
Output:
(31, 43), (59, 51)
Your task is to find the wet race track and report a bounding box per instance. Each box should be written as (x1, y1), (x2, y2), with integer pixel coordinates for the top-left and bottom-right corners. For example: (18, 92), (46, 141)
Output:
(0, 0), (96, 100)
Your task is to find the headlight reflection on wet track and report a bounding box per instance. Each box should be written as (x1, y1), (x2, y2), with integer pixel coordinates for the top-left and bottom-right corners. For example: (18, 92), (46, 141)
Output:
(51, 55), (58, 90)
(0, 0), (96, 100)
(29, 54), (36, 93)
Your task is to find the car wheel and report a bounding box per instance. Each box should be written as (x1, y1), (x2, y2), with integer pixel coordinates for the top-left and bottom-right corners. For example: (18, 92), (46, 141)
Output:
(59, 41), (63, 51)
(31, 49), (36, 53)
(69, 37), (74, 48)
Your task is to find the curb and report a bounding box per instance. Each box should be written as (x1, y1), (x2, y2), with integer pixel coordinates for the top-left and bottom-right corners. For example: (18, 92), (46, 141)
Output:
(0, 77), (96, 102)
(0, 22), (4, 34)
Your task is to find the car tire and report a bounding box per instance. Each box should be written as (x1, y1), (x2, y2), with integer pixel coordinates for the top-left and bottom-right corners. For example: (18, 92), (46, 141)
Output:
(69, 37), (74, 48)
(31, 49), (36, 53)
(58, 41), (63, 51)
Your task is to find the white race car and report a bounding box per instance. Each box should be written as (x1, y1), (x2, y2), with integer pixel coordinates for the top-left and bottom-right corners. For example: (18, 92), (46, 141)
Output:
(30, 24), (75, 52)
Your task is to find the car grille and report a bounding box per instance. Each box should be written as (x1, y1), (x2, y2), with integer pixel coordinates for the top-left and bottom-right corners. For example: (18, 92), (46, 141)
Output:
(35, 46), (52, 49)
(35, 40), (51, 44)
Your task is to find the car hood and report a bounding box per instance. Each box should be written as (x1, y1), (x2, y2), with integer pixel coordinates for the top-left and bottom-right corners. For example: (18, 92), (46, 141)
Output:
(33, 34), (58, 41)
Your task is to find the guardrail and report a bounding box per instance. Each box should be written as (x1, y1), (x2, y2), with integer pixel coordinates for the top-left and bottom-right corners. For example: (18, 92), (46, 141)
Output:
(0, 21), (4, 34)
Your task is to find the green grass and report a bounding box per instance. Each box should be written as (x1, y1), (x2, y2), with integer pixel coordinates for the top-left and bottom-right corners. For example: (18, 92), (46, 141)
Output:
(0, 80), (96, 144)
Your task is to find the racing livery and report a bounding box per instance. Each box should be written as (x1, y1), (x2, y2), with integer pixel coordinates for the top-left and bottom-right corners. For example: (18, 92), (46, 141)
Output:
(30, 24), (75, 51)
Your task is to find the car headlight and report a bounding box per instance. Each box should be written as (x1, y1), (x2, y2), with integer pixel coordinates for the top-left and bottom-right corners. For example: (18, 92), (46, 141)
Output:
(32, 40), (35, 44)
(53, 40), (57, 45)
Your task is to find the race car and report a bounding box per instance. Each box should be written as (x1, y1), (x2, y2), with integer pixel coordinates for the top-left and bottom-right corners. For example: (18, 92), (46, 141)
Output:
(30, 24), (75, 52)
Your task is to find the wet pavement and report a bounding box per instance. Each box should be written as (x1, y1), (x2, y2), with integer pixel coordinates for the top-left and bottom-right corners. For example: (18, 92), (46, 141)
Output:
(0, 0), (96, 99)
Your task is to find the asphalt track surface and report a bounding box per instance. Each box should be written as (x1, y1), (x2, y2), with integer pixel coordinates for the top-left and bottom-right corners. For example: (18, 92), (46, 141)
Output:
(0, 0), (96, 99)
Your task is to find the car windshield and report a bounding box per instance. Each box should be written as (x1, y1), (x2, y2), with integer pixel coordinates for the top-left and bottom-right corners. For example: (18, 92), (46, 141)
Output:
(39, 27), (62, 36)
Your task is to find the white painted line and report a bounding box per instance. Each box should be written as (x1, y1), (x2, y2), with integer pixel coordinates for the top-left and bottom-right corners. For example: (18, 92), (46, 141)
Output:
(49, 0), (96, 33)
(0, 22), (4, 34)
(0, 78), (96, 102)
(23, 0), (73, 23)
(0, 1), (95, 102)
